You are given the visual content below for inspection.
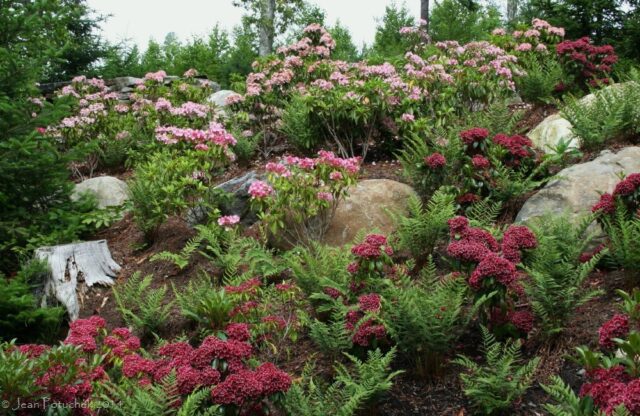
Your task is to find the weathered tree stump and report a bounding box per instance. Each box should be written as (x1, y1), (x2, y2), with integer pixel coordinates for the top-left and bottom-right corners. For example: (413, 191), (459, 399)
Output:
(35, 240), (120, 320)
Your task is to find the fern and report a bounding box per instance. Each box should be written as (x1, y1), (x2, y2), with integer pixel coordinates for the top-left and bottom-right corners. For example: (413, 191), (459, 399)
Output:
(561, 81), (640, 151)
(173, 273), (235, 330)
(113, 272), (173, 337)
(308, 307), (353, 358)
(285, 242), (352, 297)
(515, 58), (565, 105)
(465, 100), (524, 136)
(282, 348), (402, 416)
(466, 197), (503, 228)
(454, 326), (540, 415)
(601, 206), (640, 272)
(384, 273), (468, 377)
(152, 238), (201, 270)
(391, 189), (455, 258)
(523, 214), (605, 337)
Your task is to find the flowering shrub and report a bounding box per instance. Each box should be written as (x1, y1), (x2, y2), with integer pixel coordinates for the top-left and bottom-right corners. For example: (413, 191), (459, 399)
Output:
(592, 173), (640, 218)
(556, 37), (618, 89)
(227, 23), (530, 159)
(250, 151), (360, 246)
(446, 216), (537, 338)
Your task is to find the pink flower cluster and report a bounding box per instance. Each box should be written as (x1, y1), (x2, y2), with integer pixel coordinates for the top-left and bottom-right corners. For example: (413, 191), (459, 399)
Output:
(155, 122), (237, 150)
(218, 215), (240, 228)
(144, 70), (167, 83)
(248, 180), (275, 199)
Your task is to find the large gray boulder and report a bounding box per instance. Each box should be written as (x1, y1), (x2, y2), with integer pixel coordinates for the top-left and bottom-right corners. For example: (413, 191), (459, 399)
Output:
(108, 76), (142, 91)
(207, 90), (239, 108)
(72, 176), (129, 209)
(516, 147), (640, 224)
(322, 179), (417, 246)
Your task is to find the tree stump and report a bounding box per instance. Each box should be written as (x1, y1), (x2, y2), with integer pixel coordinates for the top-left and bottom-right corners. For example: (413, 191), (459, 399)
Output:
(35, 240), (121, 320)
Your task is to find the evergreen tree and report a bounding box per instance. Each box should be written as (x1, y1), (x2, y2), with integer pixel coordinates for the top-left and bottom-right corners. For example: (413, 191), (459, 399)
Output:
(371, 2), (415, 58)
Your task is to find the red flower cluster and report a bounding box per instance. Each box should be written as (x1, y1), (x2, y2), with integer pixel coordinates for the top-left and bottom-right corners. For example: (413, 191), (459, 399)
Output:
(471, 154), (491, 170)
(507, 310), (535, 334)
(580, 366), (640, 414)
(598, 314), (630, 350)
(351, 234), (393, 259)
(579, 243), (606, 263)
(345, 295), (386, 347)
(469, 253), (517, 289)
(460, 127), (489, 145)
(210, 363), (291, 405)
(502, 225), (538, 263)
(457, 193), (481, 204)
(556, 37), (618, 87)
(64, 315), (106, 353)
(492, 134), (534, 165)
(358, 293), (382, 312)
(225, 323), (251, 342)
(224, 277), (261, 295)
(592, 173), (640, 216)
(424, 152), (447, 169)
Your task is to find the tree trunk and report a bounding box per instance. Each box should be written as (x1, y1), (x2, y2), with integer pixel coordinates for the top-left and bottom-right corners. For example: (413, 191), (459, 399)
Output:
(35, 240), (120, 320)
(420, 0), (430, 33)
(258, 0), (276, 56)
(507, 0), (518, 24)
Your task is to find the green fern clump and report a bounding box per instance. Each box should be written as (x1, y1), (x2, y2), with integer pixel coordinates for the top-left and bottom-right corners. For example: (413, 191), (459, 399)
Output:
(308, 306), (353, 358)
(279, 93), (319, 151)
(113, 272), (173, 337)
(515, 58), (565, 104)
(523, 214), (605, 337)
(285, 242), (352, 297)
(454, 326), (540, 415)
(392, 189), (455, 258)
(384, 268), (469, 377)
(283, 348), (402, 416)
(601, 206), (640, 273)
(463, 100), (524, 136)
(561, 81), (640, 151)
(173, 274), (235, 330)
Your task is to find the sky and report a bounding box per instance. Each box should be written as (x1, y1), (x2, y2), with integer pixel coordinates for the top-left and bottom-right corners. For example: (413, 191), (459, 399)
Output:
(86, 0), (421, 50)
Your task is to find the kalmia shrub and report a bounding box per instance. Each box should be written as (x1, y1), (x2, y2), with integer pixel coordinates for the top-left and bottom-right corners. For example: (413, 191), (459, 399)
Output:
(250, 150), (360, 246)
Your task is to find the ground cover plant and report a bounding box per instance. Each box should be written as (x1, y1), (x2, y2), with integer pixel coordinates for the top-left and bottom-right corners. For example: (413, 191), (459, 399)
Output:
(5, 2), (640, 415)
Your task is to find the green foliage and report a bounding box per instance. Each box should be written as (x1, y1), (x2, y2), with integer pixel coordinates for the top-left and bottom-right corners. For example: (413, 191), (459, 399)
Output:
(97, 371), (220, 416)
(113, 272), (173, 337)
(601, 206), (640, 272)
(392, 189), (456, 258)
(329, 21), (360, 62)
(283, 348), (402, 416)
(465, 100), (524, 137)
(173, 274), (235, 330)
(129, 151), (212, 241)
(523, 214), (605, 337)
(561, 81), (640, 151)
(370, 2), (415, 58)
(279, 93), (318, 151)
(384, 271), (469, 377)
(454, 326), (540, 415)
(286, 242), (352, 296)
(152, 221), (225, 270)
(430, 0), (502, 43)
(308, 307), (353, 358)
(0, 261), (65, 344)
(515, 58), (565, 104)
(466, 198), (503, 228)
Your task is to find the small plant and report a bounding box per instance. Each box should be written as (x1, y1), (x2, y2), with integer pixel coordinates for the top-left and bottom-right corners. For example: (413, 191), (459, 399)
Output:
(523, 214), (606, 337)
(542, 375), (629, 416)
(283, 348), (402, 416)
(454, 325), (540, 415)
(173, 274), (236, 330)
(392, 189), (456, 259)
(384, 271), (470, 377)
(113, 272), (173, 338)
(286, 241), (352, 297)
(308, 307), (354, 359)
(515, 58), (565, 104)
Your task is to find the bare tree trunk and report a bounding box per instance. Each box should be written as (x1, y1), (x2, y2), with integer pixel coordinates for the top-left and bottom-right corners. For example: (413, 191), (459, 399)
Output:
(258, 0), (276, 56)
(420, 0), (430, 33)
(507, 0), (518, 24)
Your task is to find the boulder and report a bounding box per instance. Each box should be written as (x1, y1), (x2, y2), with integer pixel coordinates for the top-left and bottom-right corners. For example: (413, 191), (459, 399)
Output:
(108, 76), (142, 91)
(516, 147), (640, 225)
(322, 179), (418, 246)
(186, 171), (266, 227)
(527, 113), (577, 154)
(207, 90), (239, 108)
(72, 176), (129, 209)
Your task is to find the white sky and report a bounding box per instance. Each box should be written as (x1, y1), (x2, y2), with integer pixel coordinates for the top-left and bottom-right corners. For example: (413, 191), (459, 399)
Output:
(87, 0), (421, 50)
